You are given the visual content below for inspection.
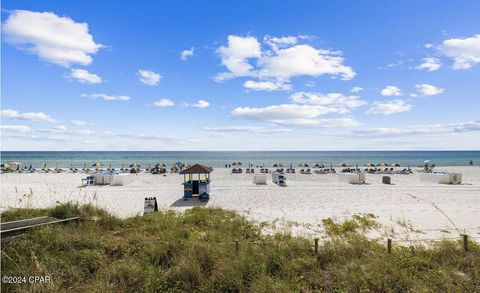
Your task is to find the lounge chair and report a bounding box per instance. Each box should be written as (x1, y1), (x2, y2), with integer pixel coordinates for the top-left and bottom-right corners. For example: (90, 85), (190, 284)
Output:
(305, 169), (312, 174)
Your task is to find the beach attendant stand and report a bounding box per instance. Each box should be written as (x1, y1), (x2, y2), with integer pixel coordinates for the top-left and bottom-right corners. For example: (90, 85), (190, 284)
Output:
(180, 164), (213, 200)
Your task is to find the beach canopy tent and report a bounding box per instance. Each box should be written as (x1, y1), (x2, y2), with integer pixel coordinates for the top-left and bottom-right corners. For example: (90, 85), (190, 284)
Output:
(179, 164), (213, 200)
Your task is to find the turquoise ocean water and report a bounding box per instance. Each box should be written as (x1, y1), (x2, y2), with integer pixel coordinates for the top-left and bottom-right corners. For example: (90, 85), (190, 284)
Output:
(1, 151), (479, 168)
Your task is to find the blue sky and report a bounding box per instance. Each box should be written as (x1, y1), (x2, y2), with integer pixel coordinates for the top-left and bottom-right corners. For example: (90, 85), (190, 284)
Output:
(1, 0), (480, 150)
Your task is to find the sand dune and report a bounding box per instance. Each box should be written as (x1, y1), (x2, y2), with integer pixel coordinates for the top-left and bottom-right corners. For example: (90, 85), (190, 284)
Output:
(1, 167), (479, 242)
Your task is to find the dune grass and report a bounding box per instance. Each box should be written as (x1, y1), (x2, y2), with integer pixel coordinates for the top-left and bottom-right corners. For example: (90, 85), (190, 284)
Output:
(1, 203), (479, 292)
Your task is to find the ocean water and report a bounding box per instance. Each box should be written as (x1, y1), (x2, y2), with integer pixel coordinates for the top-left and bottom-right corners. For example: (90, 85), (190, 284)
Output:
(1, 151), (479, 168)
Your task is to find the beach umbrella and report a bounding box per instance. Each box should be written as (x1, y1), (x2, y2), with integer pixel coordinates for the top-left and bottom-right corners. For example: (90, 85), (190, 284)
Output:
(175, 161), (184, 166)
(92, 162), (102, 168)
(156, 163), (166, 168)
(339, 163), (351, 167)
(313, 163), (324, 168)
(299, 162), (310, 167)
(366, 163), (375, 167)
(108, 164), (113, 171)
(10, 161), (22, 166)
(423, 160), (430, 163)
(129, 163), (140, 169)
(232, 161), (242, 166)
(1, 163), (9, 169)
(377, 162), (387, 167)
(272, 162), (283, 167)
(391, 162), (401, 167)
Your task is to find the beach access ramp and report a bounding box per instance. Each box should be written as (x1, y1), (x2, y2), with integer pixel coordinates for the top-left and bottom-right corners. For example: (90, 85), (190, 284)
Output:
(1, 216), (82, 242)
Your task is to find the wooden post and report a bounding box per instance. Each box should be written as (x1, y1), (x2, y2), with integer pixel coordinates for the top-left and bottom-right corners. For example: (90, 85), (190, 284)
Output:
(314, 238), (319, 254)
(235, 240), (239, 253)
(463, 235), (469, 251)
(387, 239), (392, 254)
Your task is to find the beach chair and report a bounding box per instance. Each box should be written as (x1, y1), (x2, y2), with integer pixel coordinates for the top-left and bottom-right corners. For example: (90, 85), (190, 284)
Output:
(300, 169), (305, 174)
(246, 169), (250, 174)
(305, 169), (312, 174)
(250, 168), (254, 173)
(82, 176), (94, 186)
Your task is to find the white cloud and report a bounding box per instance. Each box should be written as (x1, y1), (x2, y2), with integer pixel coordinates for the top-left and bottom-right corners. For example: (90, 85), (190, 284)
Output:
(69, 69), (102, 84)
(216, 35), (262, 80)
(3, 10), (103, 66)
(289, 92), (366, 113)
(0, 125), (32, 133)
(231, 104), (360, 127)
(415, 84), (444, 96)
(264, 35), (298, 50)
(351, 121), (480, 137)
(70, 120), (87, 126)
(366, 100), (412, 115)
(416, 57), (441, 71)
(82, 93), (130, 101)
(153, 99), (175, 107)
(424, 43), (434, 49)
(350, 87), (363, 93)
(380, 85), (402, 96)
(215, 35), (355, 86)
(184, 99), (210, 108)
(138, 69), (162, 86)
(53, 125), (67, 132)
(204, 126), (292, 134)
(180, 47), (194, 60)
(1, 109), (56, 123)
(243, 80), (291, 91)
(440, 34), (480, 69)
(258, 44), (355, 80)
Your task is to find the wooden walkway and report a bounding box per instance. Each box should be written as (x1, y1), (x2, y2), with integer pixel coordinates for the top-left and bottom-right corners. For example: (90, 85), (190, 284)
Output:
(1, 216), (82, 242)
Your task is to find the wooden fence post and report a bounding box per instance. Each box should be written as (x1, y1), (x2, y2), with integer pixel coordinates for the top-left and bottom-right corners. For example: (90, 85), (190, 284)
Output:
(387, 239), (392, 254)
(463, 235), (469, 251)
(235, 240), (239, 253)
(314, 238), (319, 254)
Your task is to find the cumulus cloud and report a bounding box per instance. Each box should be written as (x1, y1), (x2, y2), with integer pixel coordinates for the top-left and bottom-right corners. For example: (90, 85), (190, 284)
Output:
(215, 35), (355, 89)
(289, 92), (366, 113)
(138, 69), (162, 86)
(0, 125), (32, 133)
(69, 69), (102, 84)
(350, 87), (363, 93)
(204, 125), (292, 134)
(3, 10), (103, 66)
(1, 109), (56, 123)
(440, 34), (480, 69)
(70, 120), (87, 126)
(380, 85), (402, 96)
(416, 57), (441, 71)
(366, 100), (412, 115)
(184, 99), (210, 108)
(232, 104), (360, 127)
(180, 47), (194, 60)
(82, 93), (130, 101)
(243, 80), (291, 91)
(153, 99), (175, 107)
(415, 84), (444, 96)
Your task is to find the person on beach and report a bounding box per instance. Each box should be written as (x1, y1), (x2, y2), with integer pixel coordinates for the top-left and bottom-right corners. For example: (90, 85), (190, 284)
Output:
(470, 160), (474, 166)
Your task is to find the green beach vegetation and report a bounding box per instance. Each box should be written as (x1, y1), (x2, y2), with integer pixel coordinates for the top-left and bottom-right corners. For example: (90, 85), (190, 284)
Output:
(1, 203), (479, 292)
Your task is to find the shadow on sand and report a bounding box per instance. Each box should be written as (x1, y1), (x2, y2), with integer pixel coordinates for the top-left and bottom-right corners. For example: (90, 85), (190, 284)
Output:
(170, 198), (209, 207)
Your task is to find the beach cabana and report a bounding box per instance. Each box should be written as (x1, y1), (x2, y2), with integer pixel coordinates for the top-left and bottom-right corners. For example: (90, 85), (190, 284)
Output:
(179, 164), (213, 200)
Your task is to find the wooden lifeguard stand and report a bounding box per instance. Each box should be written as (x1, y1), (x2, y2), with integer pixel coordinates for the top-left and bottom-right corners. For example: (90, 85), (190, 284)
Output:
(179, 164), (213, 200)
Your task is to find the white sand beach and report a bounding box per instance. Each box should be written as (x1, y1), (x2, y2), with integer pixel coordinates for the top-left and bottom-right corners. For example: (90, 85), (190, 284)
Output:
(1, 167), (479, 243)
